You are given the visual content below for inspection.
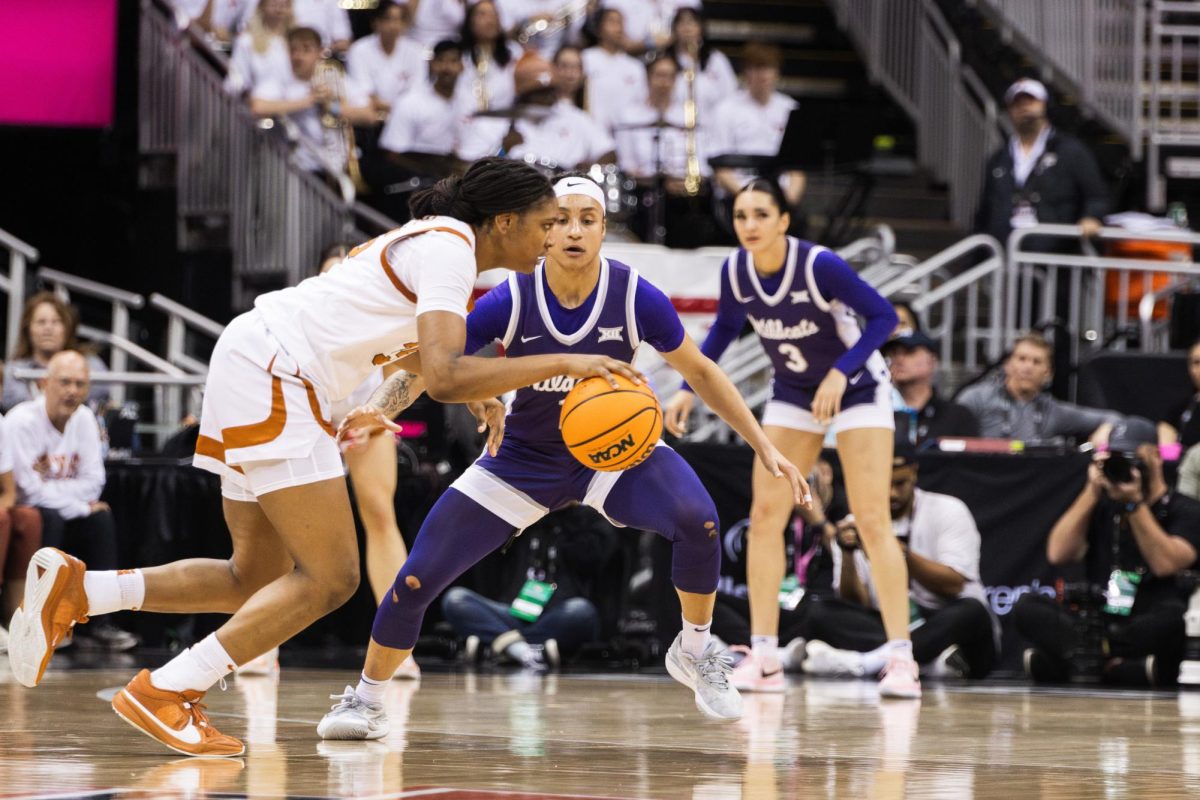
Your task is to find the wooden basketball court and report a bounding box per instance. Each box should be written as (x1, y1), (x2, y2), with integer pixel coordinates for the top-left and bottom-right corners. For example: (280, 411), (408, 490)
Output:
(2, 662), (1199, 799)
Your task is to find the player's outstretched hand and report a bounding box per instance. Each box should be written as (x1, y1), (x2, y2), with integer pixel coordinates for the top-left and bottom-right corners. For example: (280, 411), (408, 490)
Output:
(664, 390), (695, 437)
(336, 404), (402, 444)
(758, 445), (812, 509)
(467, 398), (506, 456)
(563, 355), (644, 389)
(811, 368), (848, 425)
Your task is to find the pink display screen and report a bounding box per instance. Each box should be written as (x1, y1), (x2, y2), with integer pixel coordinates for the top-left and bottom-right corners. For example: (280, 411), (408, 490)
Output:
(0, 1), (119, 127)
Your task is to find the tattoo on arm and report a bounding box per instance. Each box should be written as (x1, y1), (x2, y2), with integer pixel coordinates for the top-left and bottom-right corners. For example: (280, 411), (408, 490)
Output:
(369, 370), (423, 418)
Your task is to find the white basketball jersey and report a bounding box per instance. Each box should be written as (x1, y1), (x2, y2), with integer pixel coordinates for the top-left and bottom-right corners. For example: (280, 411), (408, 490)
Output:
(254, 216), (477, 402)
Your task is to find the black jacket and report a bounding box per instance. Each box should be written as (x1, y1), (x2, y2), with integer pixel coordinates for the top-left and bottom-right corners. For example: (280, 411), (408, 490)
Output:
(974, 129), (1111, 245)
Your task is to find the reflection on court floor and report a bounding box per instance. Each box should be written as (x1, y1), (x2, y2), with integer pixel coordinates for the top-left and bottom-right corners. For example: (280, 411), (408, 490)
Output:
(2, 664), (1200, 799)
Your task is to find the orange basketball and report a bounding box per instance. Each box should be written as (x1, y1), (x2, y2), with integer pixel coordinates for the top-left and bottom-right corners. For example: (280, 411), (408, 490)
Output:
(560, 374), (662, 472)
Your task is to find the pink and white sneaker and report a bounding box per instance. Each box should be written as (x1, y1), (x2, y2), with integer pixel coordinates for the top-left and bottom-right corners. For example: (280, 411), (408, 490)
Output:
(878, 652), (921, 699)
(729, 646), (786, 694)
(237, 646), (280, 678)
(392, 655), (420, 681)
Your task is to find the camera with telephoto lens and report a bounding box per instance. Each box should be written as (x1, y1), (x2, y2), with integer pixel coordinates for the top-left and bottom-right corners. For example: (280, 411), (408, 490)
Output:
(1102, 451), (1141, 484)
(1059, 580), (1106, 683)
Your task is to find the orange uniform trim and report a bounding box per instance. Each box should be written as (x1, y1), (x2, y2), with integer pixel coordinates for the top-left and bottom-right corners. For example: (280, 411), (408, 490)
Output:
(379, 225), (475, 306)
(194, 434), (245, 474)
(295, 371), (337, 438)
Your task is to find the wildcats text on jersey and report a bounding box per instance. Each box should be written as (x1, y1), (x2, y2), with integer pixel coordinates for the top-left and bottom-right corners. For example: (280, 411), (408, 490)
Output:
(530, 375), (579, 393)
(749, 317), (820, 341)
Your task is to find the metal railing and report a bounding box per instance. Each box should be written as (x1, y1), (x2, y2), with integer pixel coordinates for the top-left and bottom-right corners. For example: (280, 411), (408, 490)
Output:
(139, 0), (396, 310)
(829, 0), (1002, 228)
(970, 0), (1145, 158)
(0, 227), (34, 358)
(1146, 1), (1200, 209)
(1006, 223), (1200, 370)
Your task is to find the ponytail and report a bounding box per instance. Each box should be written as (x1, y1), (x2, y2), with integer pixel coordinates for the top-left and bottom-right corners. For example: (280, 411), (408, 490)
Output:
(409, 158), (554, 225)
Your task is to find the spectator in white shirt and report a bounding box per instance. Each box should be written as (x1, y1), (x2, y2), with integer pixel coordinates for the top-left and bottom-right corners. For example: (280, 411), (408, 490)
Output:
(226, 0), (293, 96)
(410, 0), (466, 48)
(3, 293), (111, 413)
(454, 0), (518, 113)
(458, 51), (616, 169)
(348, 1), (427, 118)
(0, 411), (43, 649)
(710, 43), (806, 229)
(604, 0), (699, 53)
(668, 8), (738, 126)
(581, 8), (648, 134)
(171, 0), (256, 42)
(553, 44), (587, 111)
(372, 38), (469, 219)
(291, 0), (352, 53)
(6, 351), (135, 652)
(250, 27), (375, 175)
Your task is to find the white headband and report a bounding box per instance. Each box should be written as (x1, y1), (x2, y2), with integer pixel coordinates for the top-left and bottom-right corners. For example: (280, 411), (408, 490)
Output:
(553, 176), (606, 213)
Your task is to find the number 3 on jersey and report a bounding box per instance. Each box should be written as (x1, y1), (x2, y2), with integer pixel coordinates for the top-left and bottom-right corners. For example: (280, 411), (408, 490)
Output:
(778, 343), (808, 373)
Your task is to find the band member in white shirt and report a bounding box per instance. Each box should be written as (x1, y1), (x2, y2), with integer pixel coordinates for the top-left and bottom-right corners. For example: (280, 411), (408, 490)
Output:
(454, 0), (517, 114)
(581, 7), (648, 134)
(347, 1), (427, 118)
(552, 44), (587, 111)
(409, 0), (466, 48)
(668, 8), (738, 125)
(226, 0), (293, 96)
(291, 0), (352, 53)
(604, 0), (699, 53)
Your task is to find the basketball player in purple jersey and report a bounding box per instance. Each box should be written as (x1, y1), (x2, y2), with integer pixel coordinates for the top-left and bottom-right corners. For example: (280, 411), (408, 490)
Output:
(665, 178), (921, 699)
(317, 176), (809, 738)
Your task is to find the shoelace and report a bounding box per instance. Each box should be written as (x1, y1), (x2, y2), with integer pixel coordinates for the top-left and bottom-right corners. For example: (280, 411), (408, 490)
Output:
(328, 690), (361, 712)
(695, 651), (735, 690)
(181, 699), (213, 732)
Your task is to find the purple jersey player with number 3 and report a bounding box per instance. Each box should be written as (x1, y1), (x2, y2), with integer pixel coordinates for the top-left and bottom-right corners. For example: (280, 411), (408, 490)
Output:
(665, 178), (921, 699)
(316, 176), (810, 741)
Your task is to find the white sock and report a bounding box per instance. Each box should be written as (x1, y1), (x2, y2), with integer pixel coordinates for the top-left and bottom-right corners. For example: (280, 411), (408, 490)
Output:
(862, 639), (913, 675)
(681, 615), (712, 659)
(354, 672), (387, 706)
(150, 633), (236, 693)
(751, 635), (779, 664)
(83, 569), (145, 616)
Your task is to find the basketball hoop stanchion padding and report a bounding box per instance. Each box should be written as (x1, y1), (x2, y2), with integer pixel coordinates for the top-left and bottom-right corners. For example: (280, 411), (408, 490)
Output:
(1179, 572), (1200, 687)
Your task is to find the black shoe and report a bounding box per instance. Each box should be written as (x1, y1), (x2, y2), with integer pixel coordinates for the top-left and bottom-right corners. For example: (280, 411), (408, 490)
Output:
(1104, 655), (1157, 687)
(82, 622), (138, 652)
(1024, 647), (1068, 683)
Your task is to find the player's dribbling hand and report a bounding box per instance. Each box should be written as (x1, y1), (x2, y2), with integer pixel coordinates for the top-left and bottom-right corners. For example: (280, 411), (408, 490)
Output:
(337, 404), (402, 443)
(467, 398), (506, 456)
(759, 445), (812, 509)
(564, 355), (644, 389)
(664, 390), (695, 437)
(811, 368), (848, 425)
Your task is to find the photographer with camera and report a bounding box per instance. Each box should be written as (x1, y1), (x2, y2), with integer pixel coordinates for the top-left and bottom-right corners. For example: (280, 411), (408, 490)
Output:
(1014, 418), (1200, 685)
(797, 438), (997, 680)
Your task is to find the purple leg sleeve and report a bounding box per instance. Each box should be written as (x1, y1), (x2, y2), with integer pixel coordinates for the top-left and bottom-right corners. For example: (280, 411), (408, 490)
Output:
(601, 447), (721, 594)
(370, 487), (517, 649)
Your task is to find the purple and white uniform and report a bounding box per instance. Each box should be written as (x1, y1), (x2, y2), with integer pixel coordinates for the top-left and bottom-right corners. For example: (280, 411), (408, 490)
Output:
(370, 258), (726, 650)
(687, 236), (896, 434)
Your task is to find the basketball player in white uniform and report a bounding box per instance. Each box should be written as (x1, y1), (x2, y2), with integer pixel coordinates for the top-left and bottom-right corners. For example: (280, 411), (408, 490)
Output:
(8, 159), (641, 758)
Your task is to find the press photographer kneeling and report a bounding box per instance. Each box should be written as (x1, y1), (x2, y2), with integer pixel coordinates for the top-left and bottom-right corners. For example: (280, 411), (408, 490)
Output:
(1014, 418), (1200, 685)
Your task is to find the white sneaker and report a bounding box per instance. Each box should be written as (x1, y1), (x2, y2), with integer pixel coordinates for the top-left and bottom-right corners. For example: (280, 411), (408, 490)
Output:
(392, 655), (420, 680)
(802, 640), (868, 678)
(665, 633), (743, 721)
(236, 647), (280, 678)
(317, 686), (389, 740)
(879, 653), (922, 699)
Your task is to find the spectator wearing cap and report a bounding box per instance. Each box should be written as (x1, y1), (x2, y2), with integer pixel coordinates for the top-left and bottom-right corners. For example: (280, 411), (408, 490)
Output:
(885, 331), (979, 445)
(458, 51), (616, 169)
(974, 78), (1111, 245)
(581, 7), (649, 134)
(1014, 417), (1200, 686)
(956, 331), (1119, 444)
(797, 436), (998, 680)
(347, 0), (426, 118)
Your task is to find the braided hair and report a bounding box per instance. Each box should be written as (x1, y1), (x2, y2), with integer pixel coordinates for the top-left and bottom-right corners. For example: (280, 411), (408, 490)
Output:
(409, 158), (555, 225)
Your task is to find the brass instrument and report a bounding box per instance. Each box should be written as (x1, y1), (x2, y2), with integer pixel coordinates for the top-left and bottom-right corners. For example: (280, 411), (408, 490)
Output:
(682, 43), (702, 196)
(515, 0), (590, 48)
(313, 57), (367, 192)
(473, 46), (492, 111)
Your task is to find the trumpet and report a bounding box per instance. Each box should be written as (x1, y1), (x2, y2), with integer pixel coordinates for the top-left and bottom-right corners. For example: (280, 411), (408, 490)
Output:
(313, 57), (366, 192)
(682, 42), (702, 196)
(473, 46), (493, 111)
(515, 0), (590, 47)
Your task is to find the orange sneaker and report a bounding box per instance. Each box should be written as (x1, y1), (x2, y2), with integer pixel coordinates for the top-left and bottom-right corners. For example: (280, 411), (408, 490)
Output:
(112, 669), (245, 758)
(7, 547), (90, 687)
